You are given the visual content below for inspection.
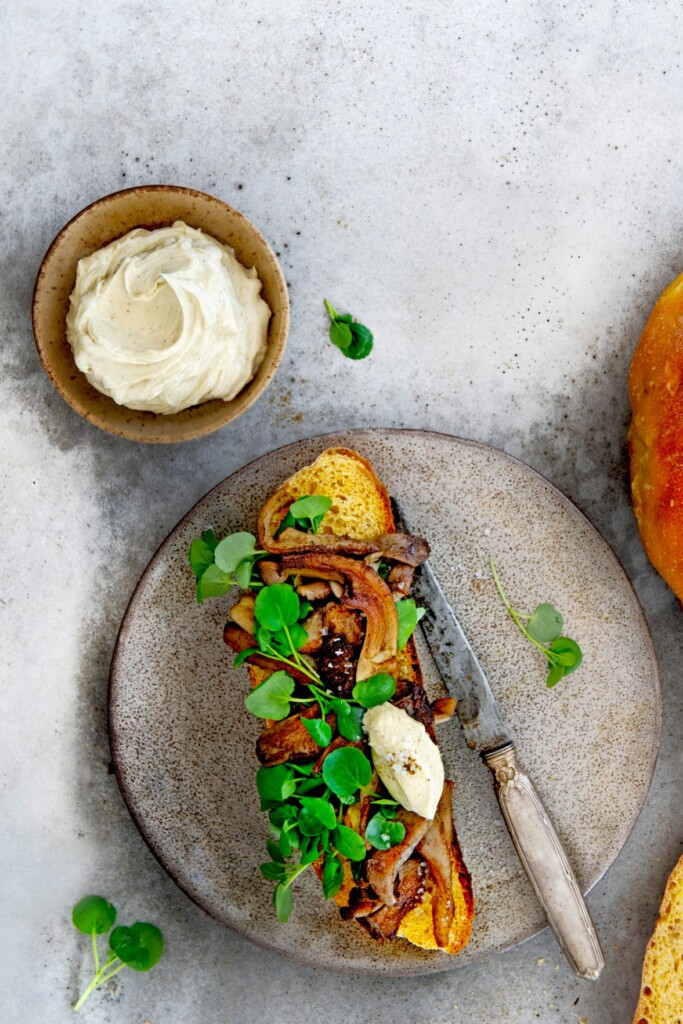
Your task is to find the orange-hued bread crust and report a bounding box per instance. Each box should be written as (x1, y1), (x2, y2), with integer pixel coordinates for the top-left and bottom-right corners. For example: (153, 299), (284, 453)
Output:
(632, 854), (683, 1023)
(628, 271), (683, 602)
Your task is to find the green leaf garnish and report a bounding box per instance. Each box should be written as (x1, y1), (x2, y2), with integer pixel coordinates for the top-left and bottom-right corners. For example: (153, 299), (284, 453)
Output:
(214, 532), (259, 573)
(301, 717), (333, 748)
(395, 598), (426, 650)
(333, 824), (366, 861)
(322, 747), (372, 799)
(324, 299), (374, 360)
(351, 673), (396, 708)
(321, 852), (344, 899)
(275, 494), (333, 536)
(256, 764), (297, 807)
(109, 922), (163, 972)
(255, 584), (300, 631)
(72, 895), (116, 935)
(245, 670), (296, 720)
(490, 559), (583, 689)
(71, 897), (163, 1011)
(334, 703), (365, 741)
(365, 812), (406, 850)
(274, 883), (294, 922)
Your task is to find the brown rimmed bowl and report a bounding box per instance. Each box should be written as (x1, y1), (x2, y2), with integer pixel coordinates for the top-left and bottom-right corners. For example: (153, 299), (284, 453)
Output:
(32, 185), (289, 443)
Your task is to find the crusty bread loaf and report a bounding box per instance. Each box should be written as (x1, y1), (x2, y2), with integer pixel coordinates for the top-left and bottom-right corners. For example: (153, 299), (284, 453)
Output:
(254, 446), (473, 955)
(629, 272), (683, 602)
(632, 854), (683, 1024)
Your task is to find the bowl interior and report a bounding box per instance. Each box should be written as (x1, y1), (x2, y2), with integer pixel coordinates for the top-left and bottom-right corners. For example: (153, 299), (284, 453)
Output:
(32, 186), (289, 443)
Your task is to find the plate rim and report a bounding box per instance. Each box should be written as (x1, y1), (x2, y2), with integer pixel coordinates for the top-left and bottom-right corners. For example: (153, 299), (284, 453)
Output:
(108, 427), (662, 974)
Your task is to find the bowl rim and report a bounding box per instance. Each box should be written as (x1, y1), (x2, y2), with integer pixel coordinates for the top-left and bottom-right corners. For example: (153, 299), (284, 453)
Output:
(32, 183), (289, 444)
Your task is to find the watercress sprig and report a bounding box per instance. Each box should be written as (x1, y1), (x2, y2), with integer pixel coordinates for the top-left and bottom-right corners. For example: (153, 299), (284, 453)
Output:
(71, 896), (163, 1011)
(189, 530), (266, 604)
(275, 494), (333, 537)
(490, 559), (583, 688)
(324, 299), (374, 360)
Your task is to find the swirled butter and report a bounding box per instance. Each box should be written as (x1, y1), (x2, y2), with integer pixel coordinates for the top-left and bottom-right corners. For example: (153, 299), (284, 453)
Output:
(66, 222), (270, 414)
(364, 702), (445, 820)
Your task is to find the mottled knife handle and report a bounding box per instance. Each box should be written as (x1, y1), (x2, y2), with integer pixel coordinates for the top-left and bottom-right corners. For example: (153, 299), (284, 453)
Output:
(484, 744), (605, 980)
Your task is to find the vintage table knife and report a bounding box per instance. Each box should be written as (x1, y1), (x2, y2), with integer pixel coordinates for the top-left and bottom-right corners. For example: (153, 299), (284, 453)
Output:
(392, 500), (605, 980)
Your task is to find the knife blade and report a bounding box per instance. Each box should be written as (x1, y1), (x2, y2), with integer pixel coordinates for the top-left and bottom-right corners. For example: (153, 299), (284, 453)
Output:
(391, 497), (605, 980)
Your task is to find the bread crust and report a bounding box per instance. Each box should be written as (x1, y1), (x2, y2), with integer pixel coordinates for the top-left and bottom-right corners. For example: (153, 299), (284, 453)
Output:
(632, 853), (683, 1023)
(629, 272), (683, 601)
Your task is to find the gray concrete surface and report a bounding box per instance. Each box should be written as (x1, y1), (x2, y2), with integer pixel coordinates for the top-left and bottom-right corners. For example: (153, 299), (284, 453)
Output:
(2, 2), (682, 1021)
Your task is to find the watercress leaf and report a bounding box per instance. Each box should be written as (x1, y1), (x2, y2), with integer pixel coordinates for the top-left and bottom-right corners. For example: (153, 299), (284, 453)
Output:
(299, 797), (337, 830)
(214, 532), (258, 574)
(245, 671), (296, 721)
(72, 895), (116, 935)
(302, 717), (333, 748)
(288, 622), (309, 651)
(298, 600), (313, 621)
(234, 559), (253, 590)
(288, 761), (314, 776)
(298, 810), (327, 837)
(198, 563), (234, 602)
(289, 495), (333, 523)
(333, 824), (366, 861)
(255, 584), (300, 631)
(269, 803), (297, 828)
(322, 746), (372, 798)
(109, 922), (163, 972)
(346, 322), (373, 360)
(338, 793), (357, 805)
(365, 813), (407, 851)
(321, 852), (344, 899)
(335, 313), (353, 324)
(233, 647), (259, 668)
(549, 636), (583, 674)
(300, 842), (323, 866)
(266, 838), (285, 864)
(294, 775), (327, 795)
(337, 705), (365, 741)
(260, 860), (286, 881)
(274, 510), (297, 539)
(395, 599), (426, 650)
(202, 529), (218, 552)
(352, 673), (396, 709)
(546, 663), (566, 688)
(527, 603), (564, 643)
(273, 883), (293, 922)
(257, 764), (297, 806)
(278, 829), (292, 858)
(189, 537), (215, 580)
(329, 320), (352, 350)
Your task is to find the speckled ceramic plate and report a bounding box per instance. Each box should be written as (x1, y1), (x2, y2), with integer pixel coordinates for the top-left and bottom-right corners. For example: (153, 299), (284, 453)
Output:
(109, 429), (661, 975)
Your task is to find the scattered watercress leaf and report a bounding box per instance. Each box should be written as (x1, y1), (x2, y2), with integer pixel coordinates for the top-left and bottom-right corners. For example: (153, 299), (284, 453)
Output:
(302, 717), (333, 748)
(290, 495), (333, 525)
(324, 299), (374, 361)
(365, 813), (406, 851)
(321, 852), (344, 899)
(109, 922), (163, 972)
(299, 842), (323, 866)
(72, 895), (116, 935)
(255, 584), (300, 631)
(245, 670), (296, 721)
(352, 673), (396, 709)
(395, 598), (426, 650)
(490, 559), (583, 690)
(299, 797), (337, 831)
(267, 838), (285, 864)
(527, 603), (564, 643)
(288, 622), (309, 651)
(298, 599), (313, 620)
(345, 321), (374, 360)
(273, 883), (293, 922)
(260, 861), (286, 881)
(234, 560), (253, 589)
(333, 824), (366, 861)
(322, 746), (372, 799)
(256, 764), (297, 807)
(549, 636), (582, 674)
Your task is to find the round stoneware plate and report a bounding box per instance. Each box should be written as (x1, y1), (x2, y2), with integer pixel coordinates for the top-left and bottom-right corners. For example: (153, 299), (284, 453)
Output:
(32, 185), (289, 443)
(109, 429), (661, 975)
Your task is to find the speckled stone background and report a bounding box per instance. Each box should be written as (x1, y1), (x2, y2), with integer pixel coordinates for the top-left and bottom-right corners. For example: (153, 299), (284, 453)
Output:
(2, 2), (682, 1022)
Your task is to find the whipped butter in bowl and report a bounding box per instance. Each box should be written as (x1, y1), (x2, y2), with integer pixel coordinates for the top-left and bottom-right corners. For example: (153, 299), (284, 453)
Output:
(67, 222), (270, 415)
(32, 185), (289, 443)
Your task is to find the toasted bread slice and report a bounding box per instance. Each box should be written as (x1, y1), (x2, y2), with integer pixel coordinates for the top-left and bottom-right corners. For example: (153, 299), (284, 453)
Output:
(632, 854), (683, 1024)
(254, 446), (474, 955)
